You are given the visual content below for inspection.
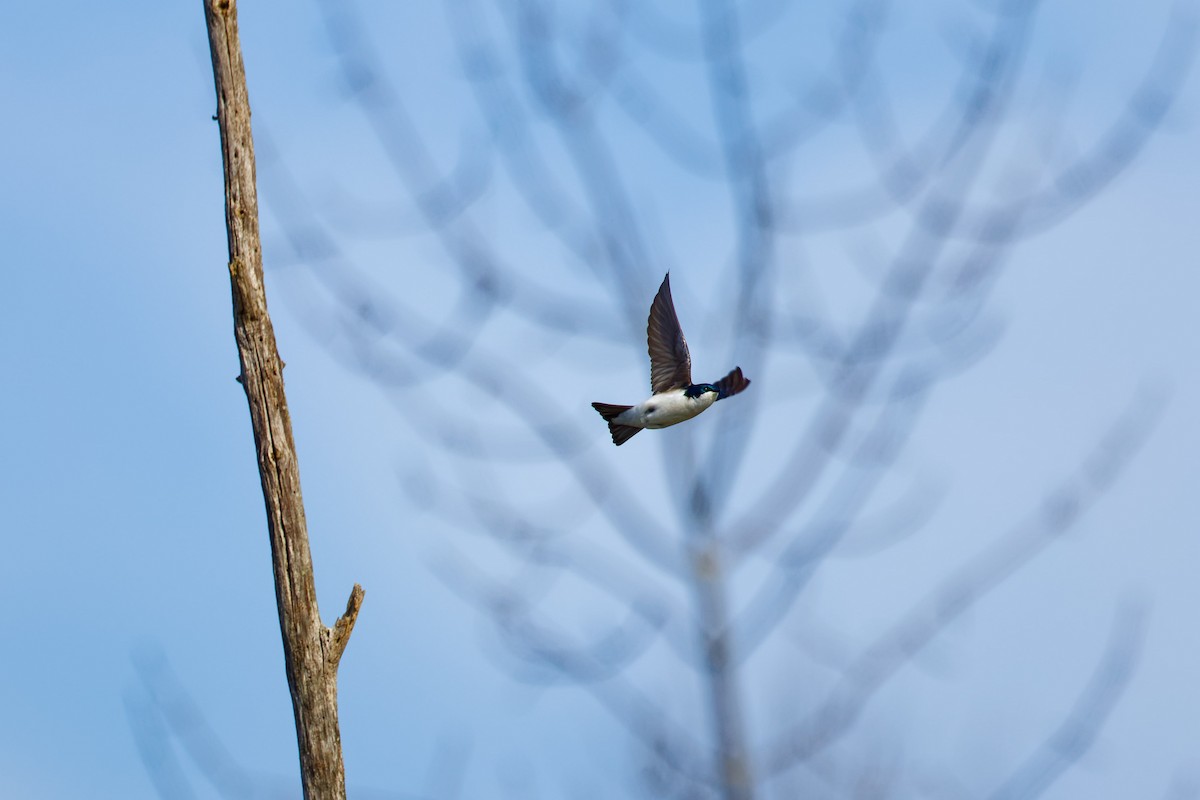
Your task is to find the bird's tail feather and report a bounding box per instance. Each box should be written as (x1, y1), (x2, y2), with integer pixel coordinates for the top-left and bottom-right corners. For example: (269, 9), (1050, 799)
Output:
(608, 422), (641, 446)
(591, 402), (641, 446)
(591, 402), (632, 421)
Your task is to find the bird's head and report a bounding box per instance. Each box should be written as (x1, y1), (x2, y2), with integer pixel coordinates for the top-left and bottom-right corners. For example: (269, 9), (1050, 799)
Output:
(684, 383), (719, 399)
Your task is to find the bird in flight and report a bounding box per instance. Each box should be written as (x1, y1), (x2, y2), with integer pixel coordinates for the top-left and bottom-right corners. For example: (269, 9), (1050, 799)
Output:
(591, 273), (751, 446)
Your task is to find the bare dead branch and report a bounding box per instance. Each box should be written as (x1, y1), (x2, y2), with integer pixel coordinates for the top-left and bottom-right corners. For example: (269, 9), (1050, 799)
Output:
(202, 2), (363, 796)
(329, 584), (366, 671)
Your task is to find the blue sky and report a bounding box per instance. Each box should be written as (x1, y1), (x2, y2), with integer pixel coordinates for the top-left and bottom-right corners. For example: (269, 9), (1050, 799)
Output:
(1, 1), (1197, 798)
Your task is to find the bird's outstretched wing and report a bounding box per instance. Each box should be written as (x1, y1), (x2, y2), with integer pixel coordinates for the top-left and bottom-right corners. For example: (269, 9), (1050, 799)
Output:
(647, 273), (692, 393)
(713, 366), (751, 400)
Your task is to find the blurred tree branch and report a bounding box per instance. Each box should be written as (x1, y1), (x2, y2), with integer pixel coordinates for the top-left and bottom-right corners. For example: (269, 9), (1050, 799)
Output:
(127, 649), (441, 800)
(235, 0), (1197, 796)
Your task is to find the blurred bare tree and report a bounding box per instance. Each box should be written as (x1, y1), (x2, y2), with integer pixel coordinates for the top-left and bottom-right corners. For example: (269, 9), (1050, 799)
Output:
(232, 0), (1196, 797)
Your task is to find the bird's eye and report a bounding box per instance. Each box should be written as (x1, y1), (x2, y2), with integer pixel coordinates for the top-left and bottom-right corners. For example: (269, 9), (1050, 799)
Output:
(646, 405), (656, 414)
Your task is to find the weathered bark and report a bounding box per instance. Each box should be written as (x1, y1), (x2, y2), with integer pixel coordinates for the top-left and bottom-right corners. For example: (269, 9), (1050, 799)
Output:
(202, 2), (364, 798)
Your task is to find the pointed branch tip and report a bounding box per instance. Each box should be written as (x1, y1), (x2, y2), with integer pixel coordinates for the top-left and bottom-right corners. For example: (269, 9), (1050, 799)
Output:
(329, 583), (365, 670)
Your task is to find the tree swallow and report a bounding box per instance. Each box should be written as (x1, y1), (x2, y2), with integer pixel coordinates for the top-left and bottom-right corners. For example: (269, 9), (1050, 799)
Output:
(591, 273), (751, 446)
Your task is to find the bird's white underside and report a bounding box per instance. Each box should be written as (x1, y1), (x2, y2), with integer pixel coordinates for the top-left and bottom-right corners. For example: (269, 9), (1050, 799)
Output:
(613, 389), (717, 430)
